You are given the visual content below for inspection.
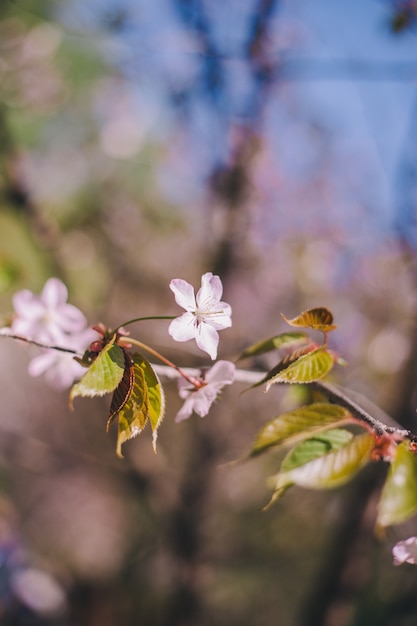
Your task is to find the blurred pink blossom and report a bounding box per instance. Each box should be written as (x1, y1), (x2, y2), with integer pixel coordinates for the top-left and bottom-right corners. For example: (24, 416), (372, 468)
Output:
(28, 327), (98, 390)
(4, 278), (98, 389)
(393, 536), (417, 566)
(168, 272), (232, 360)
(11, 277), (87, 344)
(175, 360), (236, 422)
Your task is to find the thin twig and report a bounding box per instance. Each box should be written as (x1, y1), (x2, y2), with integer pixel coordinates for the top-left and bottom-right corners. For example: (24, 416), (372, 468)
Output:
(0, 332), (79, 354)
(3, 329), (413, 443)
(153, 364), (416, 442)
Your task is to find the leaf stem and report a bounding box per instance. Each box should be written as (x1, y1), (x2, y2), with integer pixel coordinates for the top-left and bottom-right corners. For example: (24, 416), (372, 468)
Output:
(113, 316), (175, 334)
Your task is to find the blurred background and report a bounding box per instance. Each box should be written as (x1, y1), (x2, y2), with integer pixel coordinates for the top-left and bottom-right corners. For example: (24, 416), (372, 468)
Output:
(1, 0), (417, 624)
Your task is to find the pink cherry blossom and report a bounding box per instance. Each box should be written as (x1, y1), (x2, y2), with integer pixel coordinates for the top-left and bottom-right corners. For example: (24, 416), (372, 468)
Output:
(11, 278), (87, 344)
(168, 272), (232, 360)
(393, 536), (417, 566)
(175, 360), (236, 422)
(3, 278), (99, 389)
(27, 327), (99, 390)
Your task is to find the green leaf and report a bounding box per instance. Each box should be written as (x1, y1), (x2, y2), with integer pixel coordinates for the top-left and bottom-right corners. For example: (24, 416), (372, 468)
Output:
(134, 354), (165, 452)
(265, 348), (335, 390)
(377, 442), (417, 528)
(251, 345), (317, 389)
(268, 432), (374, 491)
(251, 403), (354, 456)
(281, 429), (354, 472)
(263, 428), (356, 509)
(116, 357), (148, 458)
(282, 307), (337, 333)
(238, 332), (309, 360)
(262, 486), (289, 511)
(114, 354), (165, 457)
(69, 337), (125, 407)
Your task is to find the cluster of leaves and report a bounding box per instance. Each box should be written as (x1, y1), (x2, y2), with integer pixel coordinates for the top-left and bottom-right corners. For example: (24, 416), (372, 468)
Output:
(69, 333), (164, 457)
(62, 304), (417, 534)
(238, 308), (417, 531)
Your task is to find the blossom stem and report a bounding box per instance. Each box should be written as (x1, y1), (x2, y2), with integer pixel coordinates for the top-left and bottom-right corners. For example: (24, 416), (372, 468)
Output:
(118, 337), (201, 388)
(113, 316), (175, 334)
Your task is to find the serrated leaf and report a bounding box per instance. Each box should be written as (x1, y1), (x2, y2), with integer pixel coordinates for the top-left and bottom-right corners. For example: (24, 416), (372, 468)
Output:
(69, 337), (125, 407)
(133, 354), (165, 452)
(281, 429), (354, 472)
(251, 345), (317, 389)
(114, 354), (165, 457)
(377, 443), (417, 528)
(116, 357), (148, 458)
(282, 307), (337, 333)
(265, 348), (334, 389)
(269, 432), (374, 491)
(251, 403), (354, 456)
(238, 332), (309, 360)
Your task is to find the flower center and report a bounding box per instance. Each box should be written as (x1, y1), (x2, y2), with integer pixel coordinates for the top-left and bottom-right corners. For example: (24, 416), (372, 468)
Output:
(194, 307), (225, 321)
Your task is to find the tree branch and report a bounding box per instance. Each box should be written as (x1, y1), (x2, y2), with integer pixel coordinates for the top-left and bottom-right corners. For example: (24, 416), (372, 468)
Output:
(153, 364), (416, 441)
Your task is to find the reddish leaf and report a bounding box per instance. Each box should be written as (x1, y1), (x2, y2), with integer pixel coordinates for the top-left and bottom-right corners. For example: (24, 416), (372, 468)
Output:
(282, 307), (337, 333)
(107, 352), (135, 432)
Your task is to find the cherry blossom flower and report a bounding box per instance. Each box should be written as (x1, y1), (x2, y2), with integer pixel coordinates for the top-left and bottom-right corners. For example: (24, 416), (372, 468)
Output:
(175, 360), (236, 422)
(27, 327), (99, 390)
(10, 278), (87, 344)
(2, 278), (99, 389)
(169, 272), (232, 360)
(393, 537), (417, 566)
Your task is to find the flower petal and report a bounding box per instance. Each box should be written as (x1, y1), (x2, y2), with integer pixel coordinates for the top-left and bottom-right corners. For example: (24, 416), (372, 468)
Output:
(195, 323), (219, 360)
(55, 303), (87, 333)
(175, 397), (196, 422)
(393, 537), (417, 566)
(191, 389), (216, 417)
(46, 358), (86, 389)
(12, 290), (44, 319)
(28, 351), (57, 377)
(42, 278), (68, 308)
(177, 377), (197, 399)
(175, 386), (218, 422)
(28, 349), (86, 389)
(196, 273), (223, 309)
(205, 360), (236, 386)
(204, 302), (232, 330)
(169, 279), (196, 312)
(168, 313), (197, 342)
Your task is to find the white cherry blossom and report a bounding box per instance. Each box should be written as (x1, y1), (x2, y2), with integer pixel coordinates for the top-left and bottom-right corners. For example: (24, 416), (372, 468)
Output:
(175, 360), (236, 422)
(168, 272), (232, 360)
